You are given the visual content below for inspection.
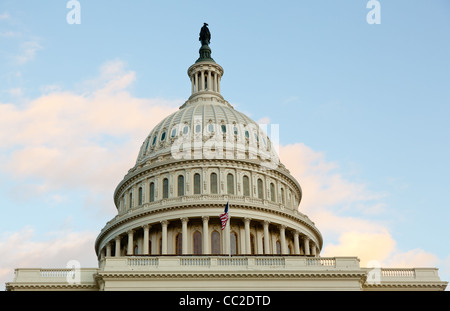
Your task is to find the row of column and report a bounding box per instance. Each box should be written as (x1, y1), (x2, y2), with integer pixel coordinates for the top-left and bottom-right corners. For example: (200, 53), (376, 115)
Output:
(104, 217), (318, 257)
(191, 69), (221, 94)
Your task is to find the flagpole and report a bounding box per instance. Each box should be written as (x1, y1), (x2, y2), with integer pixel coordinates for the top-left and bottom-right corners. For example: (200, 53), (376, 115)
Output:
(228, 207), (231, 257)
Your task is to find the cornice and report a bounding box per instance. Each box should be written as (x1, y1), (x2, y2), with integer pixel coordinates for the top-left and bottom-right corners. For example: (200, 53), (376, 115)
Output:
(362, 282), (448, 290)
(95, 202), (322, 252)
(97, 271), (366, 279)
(114, 157), (302, 206)
(5, 283), (98, 291)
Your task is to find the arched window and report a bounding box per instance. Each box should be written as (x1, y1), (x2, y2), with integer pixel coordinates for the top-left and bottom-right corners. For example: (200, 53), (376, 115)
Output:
(149, 182), (155, 202)
(194, 173), (201, 195)
(176, 233), (182, 255)
(257, 178), (263, 199)
(211, 231), (220, 255)
(230, 231), (238, 255)
(178, 175), (184, 197)
(163, 178), (169, 199)
(129, 192), (133, 208)
(270, 183), (275, 202)
(210, 173), (218, 194)
(134, 245), (138, 255)
(193, 231), (202, 255)
(171, 127), (177, 138)
(138, 187), (143, 206)
(227, 173), (234, 195)
(250, 234), (255, 255)
(243, 175), (250, 196)
(276, 240), (281, 255)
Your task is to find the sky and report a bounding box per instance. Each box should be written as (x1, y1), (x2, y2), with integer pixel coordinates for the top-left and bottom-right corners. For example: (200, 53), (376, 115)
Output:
(0, 0), (449, 289)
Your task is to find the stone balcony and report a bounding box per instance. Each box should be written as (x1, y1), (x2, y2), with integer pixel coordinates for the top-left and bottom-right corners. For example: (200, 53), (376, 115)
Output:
(6, 255), (447, 291)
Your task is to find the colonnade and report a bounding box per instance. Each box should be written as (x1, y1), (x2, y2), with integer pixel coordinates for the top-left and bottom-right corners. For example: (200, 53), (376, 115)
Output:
(101, 216), (320, 258)
(191, 68), (221, 94)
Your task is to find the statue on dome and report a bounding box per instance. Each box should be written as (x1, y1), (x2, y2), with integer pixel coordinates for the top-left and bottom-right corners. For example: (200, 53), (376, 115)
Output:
(199, 23), (211, 46)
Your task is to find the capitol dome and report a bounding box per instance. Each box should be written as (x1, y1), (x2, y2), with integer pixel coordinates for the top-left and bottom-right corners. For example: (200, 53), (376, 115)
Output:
(94, 24), (323, 261)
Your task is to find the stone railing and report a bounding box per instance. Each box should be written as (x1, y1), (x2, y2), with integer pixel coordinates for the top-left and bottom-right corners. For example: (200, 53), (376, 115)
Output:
(9, 268), (99, 285)
(100, 255), (360, 273)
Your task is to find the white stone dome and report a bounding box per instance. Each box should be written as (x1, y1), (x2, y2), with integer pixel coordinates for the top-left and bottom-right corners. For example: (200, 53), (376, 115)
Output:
(135, 96), (278, 168)
(95, 30), (322, 260)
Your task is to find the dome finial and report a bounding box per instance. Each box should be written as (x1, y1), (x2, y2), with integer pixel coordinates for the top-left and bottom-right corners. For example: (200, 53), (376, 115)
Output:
(196, 23), (214, 63)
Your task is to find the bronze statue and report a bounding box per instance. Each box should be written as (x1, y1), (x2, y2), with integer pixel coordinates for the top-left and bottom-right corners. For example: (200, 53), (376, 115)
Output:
(199, 23), (211, 46)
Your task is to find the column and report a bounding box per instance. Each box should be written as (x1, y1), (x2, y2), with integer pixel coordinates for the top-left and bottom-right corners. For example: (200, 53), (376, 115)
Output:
(106, 242), (111, 257)
(244, 218), (251, 254)
(115, 236), (121, 257)
(311, 243), (317, 257)
(207, 71), (212, 91)
(191, 76), (194, 94)
(214, 72), (217, 92)
(263, 220), (270, 255)
(127, 230), (134, 255)
(279, 225), (287, 254)
(194, 72), (199, 93)
(256, 228), (263, 255)
(143, 224), (151, 255)
(293, 231), (300, 255)
(303, 236), (310, 256)
(181, 217), (189, 255)
(200, 71), (205, 91)
(161, 220), (168, 255)
(202, 216), (209, 254)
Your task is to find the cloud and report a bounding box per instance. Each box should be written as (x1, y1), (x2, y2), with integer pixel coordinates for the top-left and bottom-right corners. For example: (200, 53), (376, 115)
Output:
(278, 143), (443, 270)
(15, 40), (42, 64)
(0, 12), (9, 20)
(0, 60), (180, 210)
(0, 227), (98, 289)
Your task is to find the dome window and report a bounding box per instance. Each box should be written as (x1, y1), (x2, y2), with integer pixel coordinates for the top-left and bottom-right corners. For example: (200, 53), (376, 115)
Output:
(245, 130), (250, 139)
(183, 125), (189, 135)
(195, 124), (201, 133)
(208, 124), (215, 133)
(171, 128), (177, 138)
(161, 132), (166, 141)
(221, 124), (227, 133)
(152, 136), (157, 146)
(233, 126), (238, 135)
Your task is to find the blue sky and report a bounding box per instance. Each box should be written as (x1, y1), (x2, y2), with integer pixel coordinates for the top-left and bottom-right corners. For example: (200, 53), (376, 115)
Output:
(0, 1), (449, 288)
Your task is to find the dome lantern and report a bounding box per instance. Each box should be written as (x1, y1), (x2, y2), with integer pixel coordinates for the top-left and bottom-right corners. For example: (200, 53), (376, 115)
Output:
(188, 23), (224, 100)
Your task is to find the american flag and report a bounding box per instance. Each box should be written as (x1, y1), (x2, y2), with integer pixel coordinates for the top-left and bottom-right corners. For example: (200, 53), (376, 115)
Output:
(219, 202), (229, 230)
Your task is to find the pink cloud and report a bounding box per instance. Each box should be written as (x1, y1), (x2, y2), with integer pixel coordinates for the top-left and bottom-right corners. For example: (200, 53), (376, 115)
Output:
(278, 143), (442, 270)
(0, 227), (98, 289)
(0, 60), (179, 203)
